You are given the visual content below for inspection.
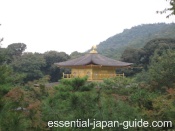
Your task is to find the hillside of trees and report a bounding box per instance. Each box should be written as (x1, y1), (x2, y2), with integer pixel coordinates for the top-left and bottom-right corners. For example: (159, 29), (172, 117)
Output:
(1, 48), (175, 130)
(0, 43), (70, 83)
(1, 21), (175, 130)
(96, 23), (175, 59)
(1, 1), (175, 130)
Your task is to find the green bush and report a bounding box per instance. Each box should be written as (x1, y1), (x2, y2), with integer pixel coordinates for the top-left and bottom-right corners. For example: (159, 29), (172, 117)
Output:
(148, 49), (175, 91)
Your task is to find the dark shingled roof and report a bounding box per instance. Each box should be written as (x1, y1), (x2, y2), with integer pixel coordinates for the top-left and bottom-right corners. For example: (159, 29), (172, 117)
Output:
(55, 53), (132, 67)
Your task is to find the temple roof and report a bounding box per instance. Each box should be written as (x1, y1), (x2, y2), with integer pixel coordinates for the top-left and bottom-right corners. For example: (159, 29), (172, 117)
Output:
(55, 53), (132, 67)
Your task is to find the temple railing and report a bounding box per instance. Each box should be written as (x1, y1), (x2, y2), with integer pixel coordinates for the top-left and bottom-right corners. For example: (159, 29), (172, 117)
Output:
(62, 73), (124, 80)
(62, 73), (74, 78)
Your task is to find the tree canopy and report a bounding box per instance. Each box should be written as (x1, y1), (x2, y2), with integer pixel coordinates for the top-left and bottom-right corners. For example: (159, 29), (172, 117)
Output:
(43, 51), (70, 82)
(148, 49), (175, 89)
(121, 38), (175, 69)
(158, 0), (175, 18)
(11, 52), (46, 83)
(7, 43), (26, 56)
(96, 23), (175, 59)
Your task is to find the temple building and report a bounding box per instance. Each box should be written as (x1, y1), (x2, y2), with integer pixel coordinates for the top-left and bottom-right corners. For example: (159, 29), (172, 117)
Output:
(55, 46), (132, 81)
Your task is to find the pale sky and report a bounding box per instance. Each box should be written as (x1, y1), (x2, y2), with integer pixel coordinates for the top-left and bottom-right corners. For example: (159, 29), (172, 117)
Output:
(0, 0), (174, 54)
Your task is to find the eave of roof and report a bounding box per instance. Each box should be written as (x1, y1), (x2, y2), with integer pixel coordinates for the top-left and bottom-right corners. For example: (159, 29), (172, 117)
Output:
(54, 53), (132, 67)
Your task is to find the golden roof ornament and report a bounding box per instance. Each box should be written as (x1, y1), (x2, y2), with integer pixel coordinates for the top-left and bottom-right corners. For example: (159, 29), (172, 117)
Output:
(90, 45), (98, 54)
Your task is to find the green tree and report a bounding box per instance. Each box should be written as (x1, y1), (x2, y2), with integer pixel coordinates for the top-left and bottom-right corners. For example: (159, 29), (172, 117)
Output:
(0, 24), (6, 64)
(158, 0), (175, 18)
(0, 24), (3, 47)
(7, 43), (26, 56)
(11, 52), (46, 83)
(43, 51), (70, 82)
(96, 23), (175, 60)
(42, 77), (140, 131)
(44, 51), (69, 68)
(6, 43), (26, 63)
(141, 38), (175, 65)
(121, 47), (143, 64)
(70, 51), (84, 59)
(121, 38), (175, 69)
(0, 48), (7, 65)
(148, 49), (175, 90)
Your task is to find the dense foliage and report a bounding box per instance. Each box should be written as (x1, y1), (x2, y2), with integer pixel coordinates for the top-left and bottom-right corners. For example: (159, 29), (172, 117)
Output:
(144, 49), (175, 91)
(0, 75), (174, 130)
(96, 23), (175, 59)
(120, 38), (175, 76)
(0, 43), (70, 83)
(158, 0), (175, 18)
(43, 51), (70, 82)
(122, 38), (175, 64)
(1, 23), (175, 130)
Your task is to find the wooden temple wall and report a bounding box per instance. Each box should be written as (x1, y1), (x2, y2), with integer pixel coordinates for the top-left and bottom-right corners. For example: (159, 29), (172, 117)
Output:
(62, 66), (124, 80)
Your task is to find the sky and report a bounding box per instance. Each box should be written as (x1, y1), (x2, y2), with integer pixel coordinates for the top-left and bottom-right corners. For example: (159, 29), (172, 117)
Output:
(0, 0), (174, 54)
